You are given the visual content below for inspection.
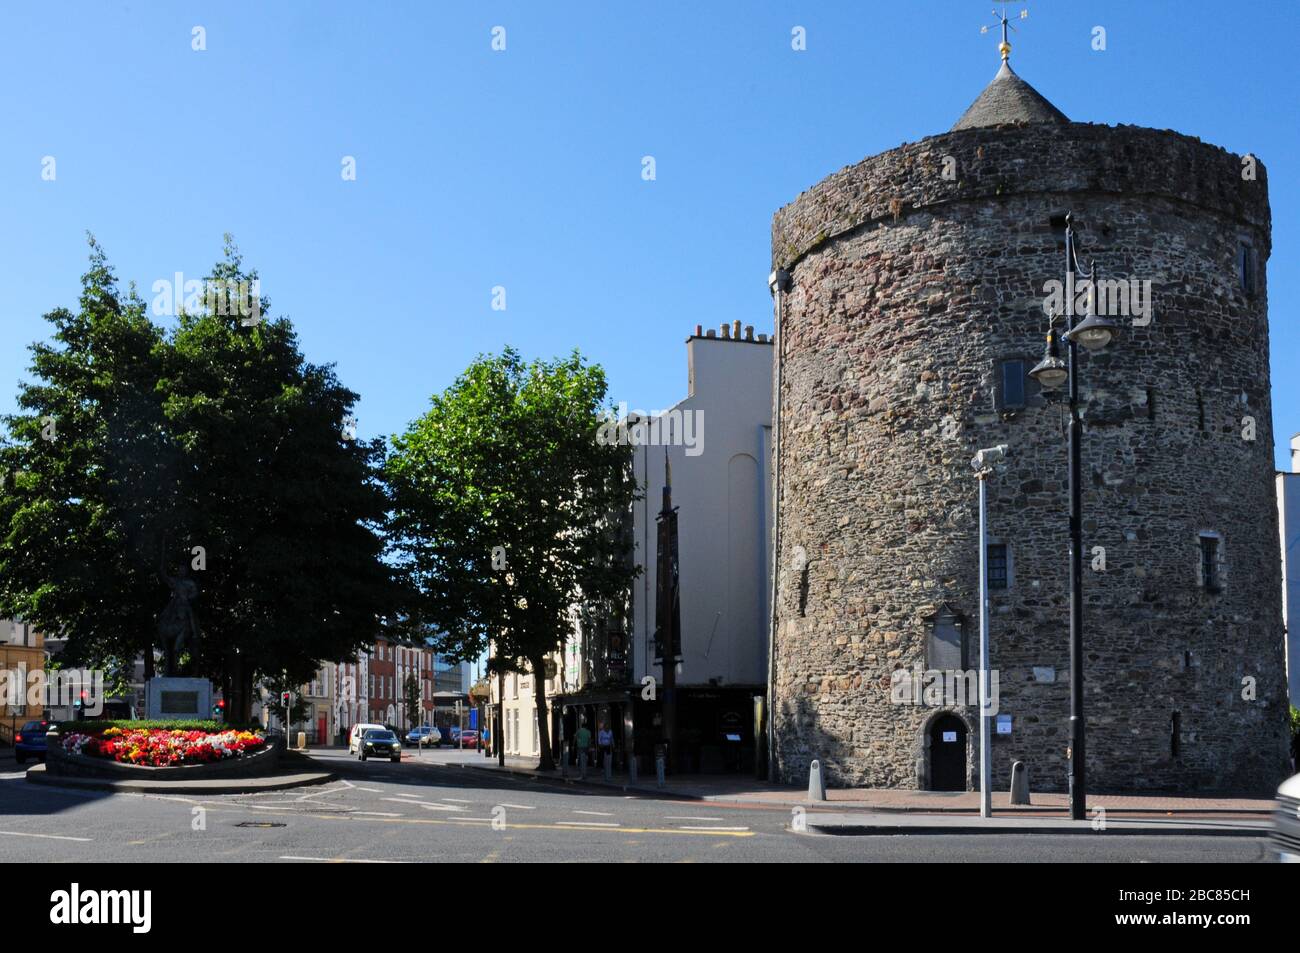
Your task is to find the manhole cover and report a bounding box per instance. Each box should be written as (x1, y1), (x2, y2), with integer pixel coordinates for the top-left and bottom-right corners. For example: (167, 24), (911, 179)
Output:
(235, 821), (286, 828)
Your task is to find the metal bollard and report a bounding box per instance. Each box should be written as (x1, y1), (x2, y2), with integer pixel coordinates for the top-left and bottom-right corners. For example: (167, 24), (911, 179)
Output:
(578, 750), (587, 780)
(603, 751), (613, 781)
(1010, 760), (1030, 805)
(560, 743), (569, 778)
(655, 752), (666, 788)
(808, 759), (826, 801)
(628, 753), (638, 784)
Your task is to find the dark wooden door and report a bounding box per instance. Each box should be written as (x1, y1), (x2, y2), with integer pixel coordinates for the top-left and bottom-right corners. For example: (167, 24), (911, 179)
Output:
(929, 714), (968, 791)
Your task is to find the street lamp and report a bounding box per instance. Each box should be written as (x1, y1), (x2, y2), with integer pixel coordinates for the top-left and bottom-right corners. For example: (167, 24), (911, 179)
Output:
(971, 443), (1009, 820)
(1026, 211), (1119, 822)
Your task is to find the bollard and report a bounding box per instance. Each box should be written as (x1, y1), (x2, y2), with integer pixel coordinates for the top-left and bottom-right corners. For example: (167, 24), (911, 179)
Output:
(1010, 760), (1030, 805)
(296, 731), (307, 750)
(808, 759), (826, 801)
(560, 743), (569, 778)
(628, 752), (638, 784)
(579, 750), (587, 780)
(603, 751), (613, 781)
(655, 751), (666, 788)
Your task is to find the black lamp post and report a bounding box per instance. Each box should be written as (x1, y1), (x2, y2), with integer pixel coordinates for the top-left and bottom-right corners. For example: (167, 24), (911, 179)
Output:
(1028, 212), (1120, 821)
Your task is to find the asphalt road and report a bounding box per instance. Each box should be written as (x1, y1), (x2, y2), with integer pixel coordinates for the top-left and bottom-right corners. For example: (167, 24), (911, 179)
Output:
(0, 750), (1277, 863)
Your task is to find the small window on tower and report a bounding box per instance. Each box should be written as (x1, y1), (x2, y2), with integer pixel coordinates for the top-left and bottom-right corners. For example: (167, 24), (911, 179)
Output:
(987, 544), (1009, 590)
(1198, 533), (1221, 593)
(1238, 242), (1256, 297)
(1000, 359), (1026, 410)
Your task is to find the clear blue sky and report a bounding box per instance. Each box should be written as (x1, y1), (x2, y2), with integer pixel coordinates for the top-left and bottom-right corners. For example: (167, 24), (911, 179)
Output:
(2, 1), (1297, 469)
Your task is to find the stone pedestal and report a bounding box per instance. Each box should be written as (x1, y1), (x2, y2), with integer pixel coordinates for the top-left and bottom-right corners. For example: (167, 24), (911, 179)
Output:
(145, 677), (213, 720)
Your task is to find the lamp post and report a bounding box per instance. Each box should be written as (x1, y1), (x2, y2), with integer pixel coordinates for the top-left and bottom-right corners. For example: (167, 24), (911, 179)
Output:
(1028, 212), (1119, 821)
(971, 444), (1009, 819)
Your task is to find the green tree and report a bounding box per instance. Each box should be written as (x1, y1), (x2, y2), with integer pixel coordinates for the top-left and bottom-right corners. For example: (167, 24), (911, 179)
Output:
(0, 237), (401, 721)
(0, 237), (176, 680)
(386, 348), (638, 770)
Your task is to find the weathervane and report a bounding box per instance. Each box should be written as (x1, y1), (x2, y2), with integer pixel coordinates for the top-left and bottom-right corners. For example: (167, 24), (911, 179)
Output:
(980, 5), (1028, 61)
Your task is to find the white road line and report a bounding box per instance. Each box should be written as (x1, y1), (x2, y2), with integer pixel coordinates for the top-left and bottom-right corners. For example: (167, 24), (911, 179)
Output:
(351, 812), (403, 817)
(0, 830), (93, 842)
(663, 816), (725, 821)
(389, 793), (424, 799)
(441, 798), (473, 803)
(677, 825), (749, 831)
(353, 787), (383, 793)
(559, 821), (620, 828)
(498, 803), (536, 810)
(280, 855), (404, 863)
(380, 797), (463, 811)
(572, 810), (614, 816)
(447, 817), (495, 822)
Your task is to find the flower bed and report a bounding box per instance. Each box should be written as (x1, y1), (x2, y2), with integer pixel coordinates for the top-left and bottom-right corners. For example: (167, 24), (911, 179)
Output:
(61, 726), (266, 767)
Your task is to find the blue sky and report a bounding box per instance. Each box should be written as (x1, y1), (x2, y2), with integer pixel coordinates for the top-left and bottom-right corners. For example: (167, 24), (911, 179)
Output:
(2, 0), (1297, 468)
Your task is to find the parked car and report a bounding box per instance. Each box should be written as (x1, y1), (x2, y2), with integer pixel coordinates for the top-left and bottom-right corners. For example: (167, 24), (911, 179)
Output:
(457, 730), (479, 749)
(14, 721), (55, 765)
(1273, 771), (1300, 862)
(347, 723), (386, 755)
(405, 726), (441, 748)
(358, 728), (402, 763)
(439, 726), (460, 747)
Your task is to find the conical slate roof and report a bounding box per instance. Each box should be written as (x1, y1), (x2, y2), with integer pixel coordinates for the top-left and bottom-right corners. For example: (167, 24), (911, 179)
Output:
(951, 60), (1068, 131)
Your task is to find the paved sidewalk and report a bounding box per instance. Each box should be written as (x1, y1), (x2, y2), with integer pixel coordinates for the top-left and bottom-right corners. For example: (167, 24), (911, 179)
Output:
(447, 752), (1276, 818)
(801, 812), (1272, 837)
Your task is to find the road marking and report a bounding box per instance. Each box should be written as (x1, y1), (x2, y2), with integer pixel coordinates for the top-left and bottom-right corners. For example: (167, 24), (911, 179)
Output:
(664, 816), (727, 821)
(572, 810), (614, 816)
(352, 812), (404, 817)
(389, 793), (424, 799)
(498, 803), (536, 810)
(280, 855), (404, 863)
(381, 797), (463, 812)
(448, 817), (495, 822)
(560, 821), (621, 828)
(441, 798), (473, 803)
(0, 830), (92, 842)
(677, 826), (749, 831)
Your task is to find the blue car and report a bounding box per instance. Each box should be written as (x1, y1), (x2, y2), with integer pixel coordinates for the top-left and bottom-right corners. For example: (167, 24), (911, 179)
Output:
(14, 720), (55, 765)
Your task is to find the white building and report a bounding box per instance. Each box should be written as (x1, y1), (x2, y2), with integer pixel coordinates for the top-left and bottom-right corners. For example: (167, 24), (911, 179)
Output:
(1277, 433), (1300, 706)
(550, 320), (774, 773)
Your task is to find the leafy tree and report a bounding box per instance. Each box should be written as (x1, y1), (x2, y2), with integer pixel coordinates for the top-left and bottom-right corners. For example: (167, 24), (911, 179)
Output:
(386, 348), (639, 770)
(0, 237), (175, 681)
(0, 236), (401, 722)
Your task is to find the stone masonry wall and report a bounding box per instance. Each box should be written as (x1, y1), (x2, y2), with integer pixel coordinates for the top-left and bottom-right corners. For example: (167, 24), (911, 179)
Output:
(770, 121), (1289, 795)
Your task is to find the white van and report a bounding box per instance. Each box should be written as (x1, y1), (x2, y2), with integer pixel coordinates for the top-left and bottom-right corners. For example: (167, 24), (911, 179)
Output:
(348, 723), (386, 755)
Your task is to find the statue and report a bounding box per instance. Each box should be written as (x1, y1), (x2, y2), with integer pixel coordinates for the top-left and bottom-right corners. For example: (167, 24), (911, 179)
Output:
(158, 561), (201, 678)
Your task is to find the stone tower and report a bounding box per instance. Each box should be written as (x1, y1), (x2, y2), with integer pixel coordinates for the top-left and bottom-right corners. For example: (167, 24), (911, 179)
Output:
(768, 40), (1289, 794)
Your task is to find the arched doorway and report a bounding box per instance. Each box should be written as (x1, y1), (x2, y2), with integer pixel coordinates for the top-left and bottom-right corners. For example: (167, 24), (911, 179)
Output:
(928, 713), (968, 791)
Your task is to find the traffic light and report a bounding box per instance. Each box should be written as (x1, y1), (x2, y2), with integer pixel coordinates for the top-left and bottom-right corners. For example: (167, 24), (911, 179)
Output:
(281, 691), (291, 708)
(75, 689), (87, 719)
(212, 698), (226, 719)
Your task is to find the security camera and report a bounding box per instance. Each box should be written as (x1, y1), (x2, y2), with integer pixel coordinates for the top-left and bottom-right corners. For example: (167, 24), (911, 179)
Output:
(971, 444), (1009, 471)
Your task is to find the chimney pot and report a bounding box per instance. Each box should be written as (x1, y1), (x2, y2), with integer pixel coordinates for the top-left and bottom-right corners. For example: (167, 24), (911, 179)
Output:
(695, 324), (703, 337)
(721, 323), (730, 339)
(733, 319), (742, 339)
(757, 333), (768, 343)
(706, 329), (716, 338)
(744, 325), (754, 340)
